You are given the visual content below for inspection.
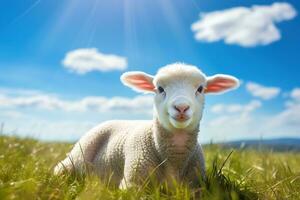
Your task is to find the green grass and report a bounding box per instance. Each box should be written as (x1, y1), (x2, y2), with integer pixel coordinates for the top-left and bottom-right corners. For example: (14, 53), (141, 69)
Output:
(0, 135), (299, 200)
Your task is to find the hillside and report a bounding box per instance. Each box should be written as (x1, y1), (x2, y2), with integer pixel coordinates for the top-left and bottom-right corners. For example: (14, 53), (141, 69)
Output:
(0, 135), (299, 199)
(219, 138), (300, 152)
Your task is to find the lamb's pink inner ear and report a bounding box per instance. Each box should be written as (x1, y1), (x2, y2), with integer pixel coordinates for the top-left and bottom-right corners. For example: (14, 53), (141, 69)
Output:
(205, 75), (239, 94)
(121, 72), (155, 92)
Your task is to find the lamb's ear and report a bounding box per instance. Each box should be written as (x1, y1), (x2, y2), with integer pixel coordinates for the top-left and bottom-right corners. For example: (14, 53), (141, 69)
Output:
(121, 71), (155, 93)
(205, 74), (239, 94)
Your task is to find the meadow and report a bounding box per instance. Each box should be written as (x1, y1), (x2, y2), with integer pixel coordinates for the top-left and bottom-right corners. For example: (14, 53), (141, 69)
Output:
(0, 134), (299, 200)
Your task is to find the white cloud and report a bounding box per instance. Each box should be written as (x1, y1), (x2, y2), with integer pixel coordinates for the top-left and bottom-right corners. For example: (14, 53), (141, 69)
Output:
(0, 88), (153, 141)
(0, 110), (24, 119)
(268, 88), (300, 128)
(0, 88), (262, 142)
(210, 104), (225, 113)
(63, 48), (127, 74)
(290, 88), (300, 101)
(0, 88), (153, 114)
(246, 82), (280, 100)
(2, 87), (300, 142)
(191, 2), (297, 47)
(211, 100), (262, 115)
(203, 100), (262, 142)
(0, 87), (42, 96)
(203, 87), (300, 143)
(272, 103), (300, 127)
(0, 119), (96, 141)
(208, 100), (261, 128)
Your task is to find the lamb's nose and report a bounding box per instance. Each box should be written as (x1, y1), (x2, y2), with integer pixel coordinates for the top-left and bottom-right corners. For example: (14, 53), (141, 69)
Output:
(174, 104), (190, 113)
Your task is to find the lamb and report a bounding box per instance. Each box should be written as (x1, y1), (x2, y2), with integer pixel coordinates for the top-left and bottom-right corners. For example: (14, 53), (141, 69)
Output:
(54, 63), (239, 189)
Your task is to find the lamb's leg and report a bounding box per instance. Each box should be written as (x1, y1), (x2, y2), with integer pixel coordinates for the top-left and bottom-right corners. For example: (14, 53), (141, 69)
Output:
(54, 127), (110, 176)
(182, 145), (206, 187)
(119, 156), (161, 189)
(119, 166), (159, 189)
(196, 145), (206, 179)
(54, 144), (90, 176)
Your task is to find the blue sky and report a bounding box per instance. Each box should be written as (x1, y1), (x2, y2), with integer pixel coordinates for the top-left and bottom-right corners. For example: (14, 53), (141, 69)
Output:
(0, 0), (299, 142)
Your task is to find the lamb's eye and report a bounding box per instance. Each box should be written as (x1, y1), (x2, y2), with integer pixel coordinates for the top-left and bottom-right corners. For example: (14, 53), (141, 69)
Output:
(197, 85), (204, 93)
(158, 86), (165, 94)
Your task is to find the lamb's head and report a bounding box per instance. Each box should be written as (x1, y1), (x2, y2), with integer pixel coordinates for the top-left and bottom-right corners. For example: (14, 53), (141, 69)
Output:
(121, 63), (239, 132)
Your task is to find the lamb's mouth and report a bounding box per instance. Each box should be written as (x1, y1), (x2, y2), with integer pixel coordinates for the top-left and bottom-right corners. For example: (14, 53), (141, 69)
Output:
(168, 113), (192, 129)
(171, 114), (190, 122)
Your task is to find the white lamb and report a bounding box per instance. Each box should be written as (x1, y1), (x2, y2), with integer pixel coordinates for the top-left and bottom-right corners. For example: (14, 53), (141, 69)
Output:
(54, 63), (239, 189)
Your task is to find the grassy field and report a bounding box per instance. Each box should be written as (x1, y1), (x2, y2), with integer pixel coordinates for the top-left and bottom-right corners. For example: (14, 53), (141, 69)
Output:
(0, 135), (299, 200)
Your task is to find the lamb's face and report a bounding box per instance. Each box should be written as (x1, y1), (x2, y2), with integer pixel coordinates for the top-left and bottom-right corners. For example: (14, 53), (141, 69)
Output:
(153, 65), (206, 131)
(121, 63), (239, 132)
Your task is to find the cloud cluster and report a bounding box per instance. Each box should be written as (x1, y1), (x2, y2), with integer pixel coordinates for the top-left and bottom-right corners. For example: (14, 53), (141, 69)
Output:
(0, 110), (24, 119)
(2, 85), (300, 142)
(204, 100), (262, 141)
(191, 2), (297, 47)
(63, 48), (128, 74)
(246, 82), (280, 100)
(0, 88), (154, 141)
(211, 100), (262, 115)
(205, 86), (300, 142)
(0, 88), (153, 114)
(270, 88), (300, 128)
(290, 88), (300, 101)
(0, 117), (96, 141)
